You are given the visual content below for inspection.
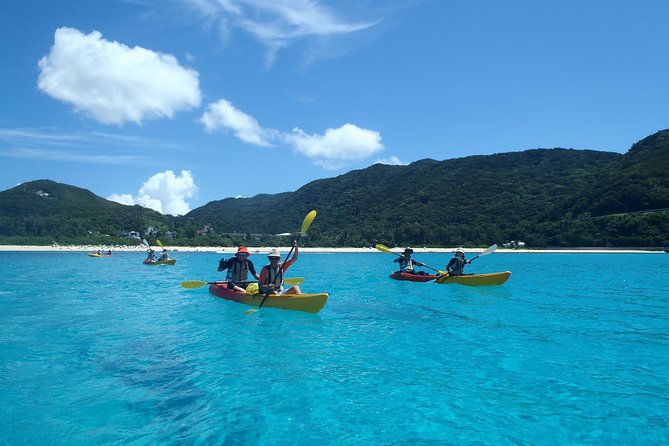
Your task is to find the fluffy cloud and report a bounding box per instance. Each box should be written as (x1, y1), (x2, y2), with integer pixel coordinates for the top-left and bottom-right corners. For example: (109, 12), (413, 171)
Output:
(200, 99), (275, 147)
(108, 170), (198, 216)
(38, 27), (201, 125)
(375, 156), (408, 166)
(285, 123), (383, 169)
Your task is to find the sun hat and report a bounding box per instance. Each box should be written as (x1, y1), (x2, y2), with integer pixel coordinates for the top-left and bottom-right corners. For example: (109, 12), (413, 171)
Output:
(455, 248), (465, 255)
(236, 246), (250, 256)
(404, 247), (414, 253)
(267, 248), (281, 258)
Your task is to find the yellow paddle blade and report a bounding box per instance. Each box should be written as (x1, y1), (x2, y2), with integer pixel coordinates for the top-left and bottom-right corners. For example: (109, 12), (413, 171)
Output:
(180, 280), (208, 288)
(301, 210), (317, 235)
(284, 277), (304, 285)
(244, 308), (258, 315)
(375, 244), (393, 254)
(156, 239), (163, 247)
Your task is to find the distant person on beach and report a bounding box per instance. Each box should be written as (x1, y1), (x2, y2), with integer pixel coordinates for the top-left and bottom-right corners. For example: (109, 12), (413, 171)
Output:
(258, 242), (301, 295)
(218, 246), (260, 292)
(393, 247), (427, 275)
(446, 248), (470, 276)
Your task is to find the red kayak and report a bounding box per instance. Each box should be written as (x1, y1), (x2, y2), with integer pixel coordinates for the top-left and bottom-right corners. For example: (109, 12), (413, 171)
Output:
(389, 271), (440, 282)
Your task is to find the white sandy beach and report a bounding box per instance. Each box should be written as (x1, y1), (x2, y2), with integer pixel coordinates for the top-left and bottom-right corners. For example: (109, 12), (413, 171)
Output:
(0, 245), (663, 254)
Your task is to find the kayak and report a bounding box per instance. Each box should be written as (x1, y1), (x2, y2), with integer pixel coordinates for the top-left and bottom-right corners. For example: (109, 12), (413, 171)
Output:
(435, 271), (511, 286)
(389, 271), (440, 282)
(88, 253), (112, 257)
(143, 259), (176, 265)
(208, 282), (328, 314)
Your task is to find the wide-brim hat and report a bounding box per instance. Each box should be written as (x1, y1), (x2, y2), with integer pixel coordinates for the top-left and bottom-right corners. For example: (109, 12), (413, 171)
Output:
(403, 247), (414, 254)
(236, 246), (250, 256)
(267, 248), (281, 258)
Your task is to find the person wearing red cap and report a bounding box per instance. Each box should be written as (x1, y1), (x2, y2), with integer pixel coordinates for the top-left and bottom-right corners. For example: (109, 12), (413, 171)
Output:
(218, 246), (260, 292)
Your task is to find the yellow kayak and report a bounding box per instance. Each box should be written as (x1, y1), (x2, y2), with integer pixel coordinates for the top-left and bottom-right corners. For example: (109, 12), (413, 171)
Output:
(88, 253), (112, 257)
(208, 282), (328, 313)
(435, 271), (511, 286)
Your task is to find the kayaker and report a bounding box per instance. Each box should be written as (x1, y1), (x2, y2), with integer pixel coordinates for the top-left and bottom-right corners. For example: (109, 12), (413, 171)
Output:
(146, 248), (156, 261)
(258, 243), (301, 295)
(159, 249), (170, 261)
(446, 248), (471, 276)
(393, 247), (427, 275)
(218, 246), (260, 292)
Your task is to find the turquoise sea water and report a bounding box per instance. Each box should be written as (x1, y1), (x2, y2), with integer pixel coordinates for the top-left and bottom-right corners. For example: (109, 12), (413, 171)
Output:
(0, 251), (667, 445)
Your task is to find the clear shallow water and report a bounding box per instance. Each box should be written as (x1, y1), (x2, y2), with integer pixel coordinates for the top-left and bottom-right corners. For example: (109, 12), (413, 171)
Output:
(1, 251), (667, 445)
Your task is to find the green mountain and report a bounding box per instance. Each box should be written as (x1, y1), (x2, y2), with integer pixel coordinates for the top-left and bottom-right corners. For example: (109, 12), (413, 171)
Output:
(2, 130), (668, 248)
(0, 179), (173, 245)
(187, 130), (669, 248)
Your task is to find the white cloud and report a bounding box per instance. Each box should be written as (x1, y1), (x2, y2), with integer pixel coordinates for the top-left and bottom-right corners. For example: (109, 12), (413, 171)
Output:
(200, 99), (275, 146)
(38, 27), (201, 125)
(285, 123), (383, 169)
(199, 99), (384, 169)
(107, 193), (136, 206)
(375, 156), (407, 166)
(108, 170), (198, 216)
(187, 0), (378, 64)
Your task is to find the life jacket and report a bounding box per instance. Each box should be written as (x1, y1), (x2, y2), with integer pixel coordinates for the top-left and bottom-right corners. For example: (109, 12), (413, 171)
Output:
(399, 257), (414, 273)
(448, 257), (465, 276)
(261, 265), (284, 291)
(226, 258), (249, 282)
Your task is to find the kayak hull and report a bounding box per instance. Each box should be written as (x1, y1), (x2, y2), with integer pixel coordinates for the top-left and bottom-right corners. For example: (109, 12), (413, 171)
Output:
(389, 271), (439, 282)
(143, 259), (176, 265)
(88, 253), (112, 257)
(208, 282), (328, 313)
(435, 271), (511, 286)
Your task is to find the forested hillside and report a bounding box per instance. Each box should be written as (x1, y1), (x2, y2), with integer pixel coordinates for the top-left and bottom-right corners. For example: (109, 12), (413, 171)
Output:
(188, 130), (669, 248)
(2, 131), (668, 248)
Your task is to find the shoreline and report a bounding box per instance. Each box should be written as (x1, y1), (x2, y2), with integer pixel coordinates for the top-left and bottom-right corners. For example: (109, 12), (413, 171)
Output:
(0, 245), (664, 254)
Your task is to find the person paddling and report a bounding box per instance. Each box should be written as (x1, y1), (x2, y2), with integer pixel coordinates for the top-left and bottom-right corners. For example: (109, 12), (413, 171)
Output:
(446, 248), (471, 276)
(218, 246), (260, 292)
(159, 248), (170, 261)
(258, 243), (301, 295)
(393, 247), (427, 275)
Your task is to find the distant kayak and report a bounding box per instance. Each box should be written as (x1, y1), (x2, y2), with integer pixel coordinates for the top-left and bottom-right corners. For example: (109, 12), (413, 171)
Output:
(88, 253), (112, 257)
(389, 271), (440, 282)
(143, 259), (176, 265)
(208, 282), (328, 313)
(435, 271), (511, 286)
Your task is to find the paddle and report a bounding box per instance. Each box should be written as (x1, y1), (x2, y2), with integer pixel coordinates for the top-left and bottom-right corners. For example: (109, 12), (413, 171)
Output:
(468, 244), (497, 262)
(375, 244), (444, 275)
(246, 210), (317, 314)
(180, 277), (304, 289)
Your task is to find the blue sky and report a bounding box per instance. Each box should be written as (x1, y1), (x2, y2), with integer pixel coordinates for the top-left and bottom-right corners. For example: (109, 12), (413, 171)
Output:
(1, 0), (668, 215)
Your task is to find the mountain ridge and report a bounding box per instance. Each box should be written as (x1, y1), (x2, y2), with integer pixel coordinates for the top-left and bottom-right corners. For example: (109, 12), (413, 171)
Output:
(1, 130), (668, 247)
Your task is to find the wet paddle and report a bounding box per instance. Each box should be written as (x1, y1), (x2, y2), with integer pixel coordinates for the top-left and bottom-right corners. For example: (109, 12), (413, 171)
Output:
(181, 277), (304, 289)
(375, 244), (445, 275)
(246, 210), (317, 315)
